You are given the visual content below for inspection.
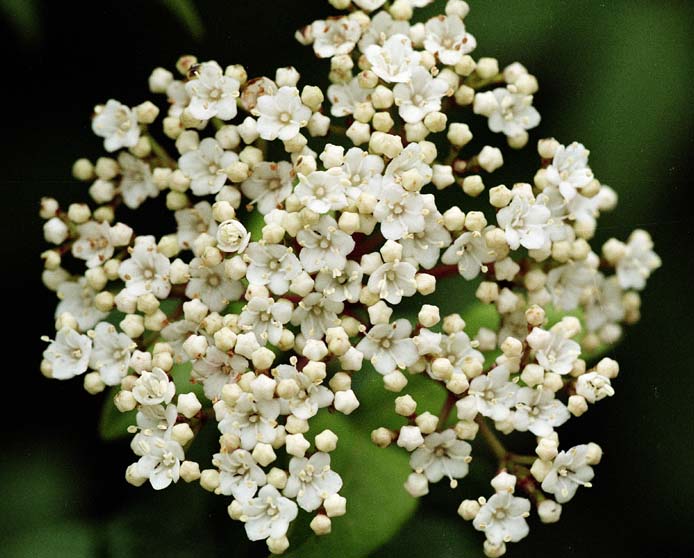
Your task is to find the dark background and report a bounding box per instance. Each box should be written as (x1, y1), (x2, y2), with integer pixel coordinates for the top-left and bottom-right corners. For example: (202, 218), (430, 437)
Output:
(1, 1), (693, 557)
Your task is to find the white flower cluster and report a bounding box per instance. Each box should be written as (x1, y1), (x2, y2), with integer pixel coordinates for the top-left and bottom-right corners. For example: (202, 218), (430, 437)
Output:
(39, 0), (660, 555)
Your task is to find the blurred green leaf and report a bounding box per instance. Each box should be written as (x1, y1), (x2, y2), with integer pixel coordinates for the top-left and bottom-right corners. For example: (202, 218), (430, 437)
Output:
(286, 412), (418, 558)
(160, 0), (204, 40)
(3, 521), (98, 558)
(0, 0), (41, 44)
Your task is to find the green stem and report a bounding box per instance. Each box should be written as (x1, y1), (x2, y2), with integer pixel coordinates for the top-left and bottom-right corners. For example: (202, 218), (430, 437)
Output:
(148, 135), (176, 168)
(475, 416), (507, 462)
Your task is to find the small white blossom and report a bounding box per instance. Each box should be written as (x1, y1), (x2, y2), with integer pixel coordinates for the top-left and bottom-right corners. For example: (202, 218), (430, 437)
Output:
(327, 77), (373, 117)
(214, 449), (267, 502)
(513, 387), (570, 437)
(541, 445), (595, 503)
(186, 257), (244, 312)
(475, 88), (540, 137)
(457, 365), (518, 422)
(356, 319), (418, 374)
(576, 372), (615, 403)
(423, 15), (476, 66)
(43, 328), (92, 380)
(255, 86), (312, 141)
(374, 180), (426, 240)
(92, 99), (139, 152)
(546, 254), (599, 311)
(314, 260), (363, 303)
(441, 229), (495, 280)
(272, 364), (334, 420)
(185, 61), (240, 121)
(241, 485), (298, 541)
(473, 490), (530, 546)
(179, 138), (238, 196)
(526, 323), (581, 375)
(241, 161), (295, 215)
(496, 184), (551, 250)
(284, 452), (343, 511)
(217, 219), (251, 253)
(56, 278), (108, 331)
(132, 367), (176, 406)
(365, 34), (420, 83)
(298, 215), (355, 273)
(119, 236), (171, 299)
(118, 152), (158, 209)
(239, 297), (293, 346)
(89, 322), (134, 386)
(218, 392), (281, 450)
(245, 243), (301, 295)
(295, 169), (351, 214)
(615, 229), (661, 290)
(393, 66), (450, 124)
(71, 221), (117, 268)
(367, 260), (417, 304)
(192, 346), (248, 400)
(545, 142), (594, 201)
(311, 17), (362, 58)
(175, 201), (217, 250)
(358, 11), (409, 51)
(410, 430), (472, 483)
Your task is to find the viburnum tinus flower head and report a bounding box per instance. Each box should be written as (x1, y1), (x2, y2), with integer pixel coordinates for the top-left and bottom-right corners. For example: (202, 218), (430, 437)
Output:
(38, 0), (660, 556)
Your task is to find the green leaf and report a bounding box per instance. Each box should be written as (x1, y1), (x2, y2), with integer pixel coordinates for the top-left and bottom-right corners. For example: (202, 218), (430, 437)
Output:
(285, 412), (418, 558)
(159, 0), (204, 40)
(99, 387), (136, 440)
(3, 521), (98, 558)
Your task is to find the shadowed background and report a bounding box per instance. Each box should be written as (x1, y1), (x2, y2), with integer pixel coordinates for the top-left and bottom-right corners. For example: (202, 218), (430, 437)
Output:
(1, 0), (692, 556)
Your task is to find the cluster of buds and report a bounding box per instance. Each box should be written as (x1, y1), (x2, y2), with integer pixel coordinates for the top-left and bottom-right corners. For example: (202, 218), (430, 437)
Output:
(39, 0), (660, 555)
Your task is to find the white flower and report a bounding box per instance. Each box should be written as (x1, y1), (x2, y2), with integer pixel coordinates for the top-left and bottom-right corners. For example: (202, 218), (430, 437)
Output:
(179, 137), (238, 196)
(584, 274), (625, 333)
(441, 229), (495, 280)
(545, 142), (594, 201)
(341, 147), (385, 191)
(512, 387), (569, 437)
(245, 243), (301, 295)
(434, 331), (484, 377)
(473, 491), (530, 546)
(185, 257), (244, 312)
(241, 161), (295, 215)
(541, 445), (595, 503)
(423, 15), (476, 66)
(241, 485), (298, 541)
(272, 364), (334, 420)
(400, 199), (451, 269)
(367, 260), (417, 304)
(43, 217), (68, 245)
(385, 143), (433, 183)
(132, 367), (176, 406)
(185, 61), (240, 121)
(365, 34), (420, 83)
(218, 392), (280, 450)
(89, 322), (134, 386)
(239, 297), (293, 346)
(475, 88), (540, 137)
(295, 169), (351, 214)
(297, 215), (355, 273)
(409, 430), (472, 483)
(356, 319), (418, 374)
(576, 372), (615, 403)
(373, 181), (426, 240)
(616, 229), (661, 290)
(311, 17), (362, 58)
(393, 66), (450, 123)
(327, 77), (373, 117)
(118, 152), (158, 209)
(71, 221), (116, 268)
(217, 219), (251, 253)
(314, 260), (363, 303)
(56, 278), (108, 331)
(546, 254), (599, 311)
(92, 99), (139, 152)
(284, 452), (343, 511)
(458, 365), (518, 421)
(161, 319), (199, 362)
(496, 183), (551, 250)
(175, 201), (217, 250)
(291, 292), (343, 340)
(526, 323), (581, 375)
(119, 236), (171, 299)
(358, 11), (409, 51)
(214, 449), (267, 501)
(254, 86), (312, 141)
(192, 346), (248, 400)
(165, 79), (190, 117)
(43, 327), (92, 380)
(131, 436), (184, 490)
